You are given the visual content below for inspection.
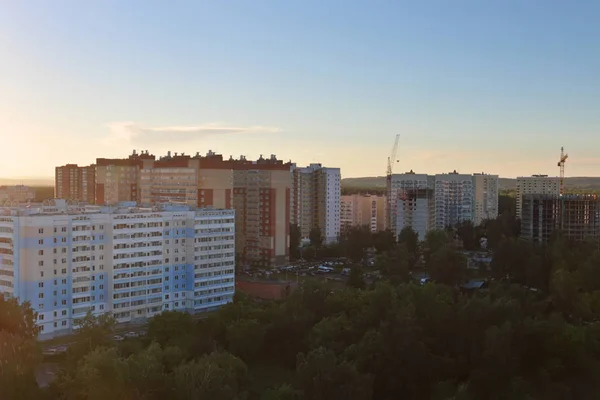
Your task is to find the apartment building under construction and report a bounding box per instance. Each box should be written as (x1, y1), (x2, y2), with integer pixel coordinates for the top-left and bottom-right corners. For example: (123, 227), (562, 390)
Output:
(521, 194), (600, 245)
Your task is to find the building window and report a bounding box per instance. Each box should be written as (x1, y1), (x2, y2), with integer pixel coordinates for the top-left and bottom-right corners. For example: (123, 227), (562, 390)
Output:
(38, 282), (44, 288)
(39, 250), (44, 256)
(39, 228), (44, 234)
(38, 293), (44, 299)
(38, 239), (43, 245)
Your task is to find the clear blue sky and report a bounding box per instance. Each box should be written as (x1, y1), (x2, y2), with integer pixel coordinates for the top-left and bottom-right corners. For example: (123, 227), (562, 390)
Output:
(1, 0), (599, 179)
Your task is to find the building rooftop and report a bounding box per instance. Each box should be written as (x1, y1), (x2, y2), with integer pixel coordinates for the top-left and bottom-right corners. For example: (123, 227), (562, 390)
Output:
(0, 200), (235, 217)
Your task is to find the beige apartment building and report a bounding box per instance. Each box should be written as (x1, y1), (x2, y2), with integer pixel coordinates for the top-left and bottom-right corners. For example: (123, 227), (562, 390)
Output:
(55, 164), (96, 203)
(291, 164), (341, 244)
(57, 150), (290, 267)
(340, 194), (386, 233)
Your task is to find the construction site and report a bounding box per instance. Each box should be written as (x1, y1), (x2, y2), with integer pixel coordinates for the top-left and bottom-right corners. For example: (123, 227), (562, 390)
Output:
(521, 194), (600, 244)
(520, 148), (600, 245)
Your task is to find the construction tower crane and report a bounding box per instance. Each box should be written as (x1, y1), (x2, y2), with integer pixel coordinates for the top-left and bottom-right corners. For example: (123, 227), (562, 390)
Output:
(387, 134), (400, 177)
(558, 146), (568, 195)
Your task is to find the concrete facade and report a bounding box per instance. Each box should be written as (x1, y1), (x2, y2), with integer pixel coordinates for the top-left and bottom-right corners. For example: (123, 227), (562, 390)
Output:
(516, 175), (560, 219)
(340, 194), (386, 233)
(473, 173), (499, 225)
(387, 172), (434, 240)
(291, 164), (341, 244)
(521, 194), (600, 245)
(0, 200), (235, 338)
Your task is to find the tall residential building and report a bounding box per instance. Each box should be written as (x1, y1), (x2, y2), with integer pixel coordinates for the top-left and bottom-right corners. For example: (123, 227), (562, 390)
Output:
(0, 200), (235, 338)
(291, 164), (341, 244)
(473, 173), (499, 225)
(100, 150), (288, 267)
(516, 175), (560, 219)
(95, 151), (155, 205)
(521, 194), (600, 244)
(0, 185), (36, 204)
(434, 171), (474, 229)
(55, 164), (96, 203)
(387, 172), (435, 240)
(340, 194), (386, 233)
(233, 155), (291, 267)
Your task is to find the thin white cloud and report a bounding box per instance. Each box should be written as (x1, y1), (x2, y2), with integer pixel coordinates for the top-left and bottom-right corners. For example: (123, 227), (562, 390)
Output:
(104, 122), (281, 145)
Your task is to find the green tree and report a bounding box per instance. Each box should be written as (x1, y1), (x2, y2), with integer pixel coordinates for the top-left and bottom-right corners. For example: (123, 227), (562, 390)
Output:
(73, 311), (116, 353)
(226, 318), (266, 362)
(289, 224), (301, 260)
(428, 245), (467, 286)
(0, 295), (41, 400)
(424, 229), (450, 262)
(340, 225), (372, 262)
(261, 384), (300, 400)
(397, 226), (419, 257)
(372, 229), (396, 253)
(309, 226), (323, 248)
(347, 265), (366, 290)
(169, 351), (249, 400)
(147, 311), (196, 348)
(456, 220), (477, 250)
(376, 244), (411, 284)
(296, 347), (373, 400)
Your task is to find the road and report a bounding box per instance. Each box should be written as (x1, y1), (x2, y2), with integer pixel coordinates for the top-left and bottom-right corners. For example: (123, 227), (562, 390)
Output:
(42, 312), (212, 351)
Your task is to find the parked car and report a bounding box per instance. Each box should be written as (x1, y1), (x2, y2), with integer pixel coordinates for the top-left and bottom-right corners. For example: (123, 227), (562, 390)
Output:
(112, 335), (124, 341)
(124, 331), (138, 338)
(42, 348), (57, 356)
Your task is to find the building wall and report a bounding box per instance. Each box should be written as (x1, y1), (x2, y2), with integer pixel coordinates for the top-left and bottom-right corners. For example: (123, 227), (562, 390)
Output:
(521, 194), (600, 244)
(473, 173), (499, 225)
(387, 173), (434, 240)
(434, 172), (474, 229)
(233, 167), (290, 267)
(291, 164), (341, 244)
(341, 194), (386, 233)
(516, 176), (560, 219)
(0, 186), (36, 204)
(0, 201), (235, 338)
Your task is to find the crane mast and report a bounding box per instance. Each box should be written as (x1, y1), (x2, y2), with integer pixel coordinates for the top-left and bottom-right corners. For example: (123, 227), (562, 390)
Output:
(558, 147), (568, 195)
(387, 134), (400, 177)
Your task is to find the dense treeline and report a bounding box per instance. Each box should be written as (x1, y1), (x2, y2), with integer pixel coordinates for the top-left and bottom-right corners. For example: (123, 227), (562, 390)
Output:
(4, 206), (600, 399)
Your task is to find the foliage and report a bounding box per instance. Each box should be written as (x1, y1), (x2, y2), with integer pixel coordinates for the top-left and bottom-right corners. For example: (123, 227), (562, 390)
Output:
(309, 226), (324, 248)
(289, 224), (301, 260)
(32, 212), (600, 399)
(428, 244), (467, 286)
(347, 265), (366, 290)
(0, 296), (41, 400)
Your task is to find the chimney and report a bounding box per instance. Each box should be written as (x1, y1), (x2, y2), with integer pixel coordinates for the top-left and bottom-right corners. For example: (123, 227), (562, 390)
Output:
(167, 151), (171, 157)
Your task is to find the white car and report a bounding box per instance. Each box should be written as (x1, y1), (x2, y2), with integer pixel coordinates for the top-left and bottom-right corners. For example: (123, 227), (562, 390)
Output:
(112, 335), (124, 342)
(124, 331), (138, 338)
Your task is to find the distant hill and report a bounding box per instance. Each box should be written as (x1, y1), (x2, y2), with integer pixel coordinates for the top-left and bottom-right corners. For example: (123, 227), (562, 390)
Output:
(342, 176), (600, 191)
(0, 177), (53, 186)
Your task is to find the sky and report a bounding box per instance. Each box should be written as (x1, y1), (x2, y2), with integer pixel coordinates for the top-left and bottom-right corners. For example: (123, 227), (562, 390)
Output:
(1, 0), (599, 180)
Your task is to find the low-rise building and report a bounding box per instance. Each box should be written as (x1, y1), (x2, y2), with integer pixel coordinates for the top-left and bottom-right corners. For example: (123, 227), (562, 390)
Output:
(0, 185), (36, 204)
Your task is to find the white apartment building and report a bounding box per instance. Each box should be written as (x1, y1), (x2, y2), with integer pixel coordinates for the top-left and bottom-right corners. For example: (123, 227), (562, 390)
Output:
(387, 172), (434, 240)
(434, 172), (474, 229)
(0, 200), (235, 338)
(291, 164), (341, 244)
(516, 175), (560, 219)
(473, 173), (499, 225)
